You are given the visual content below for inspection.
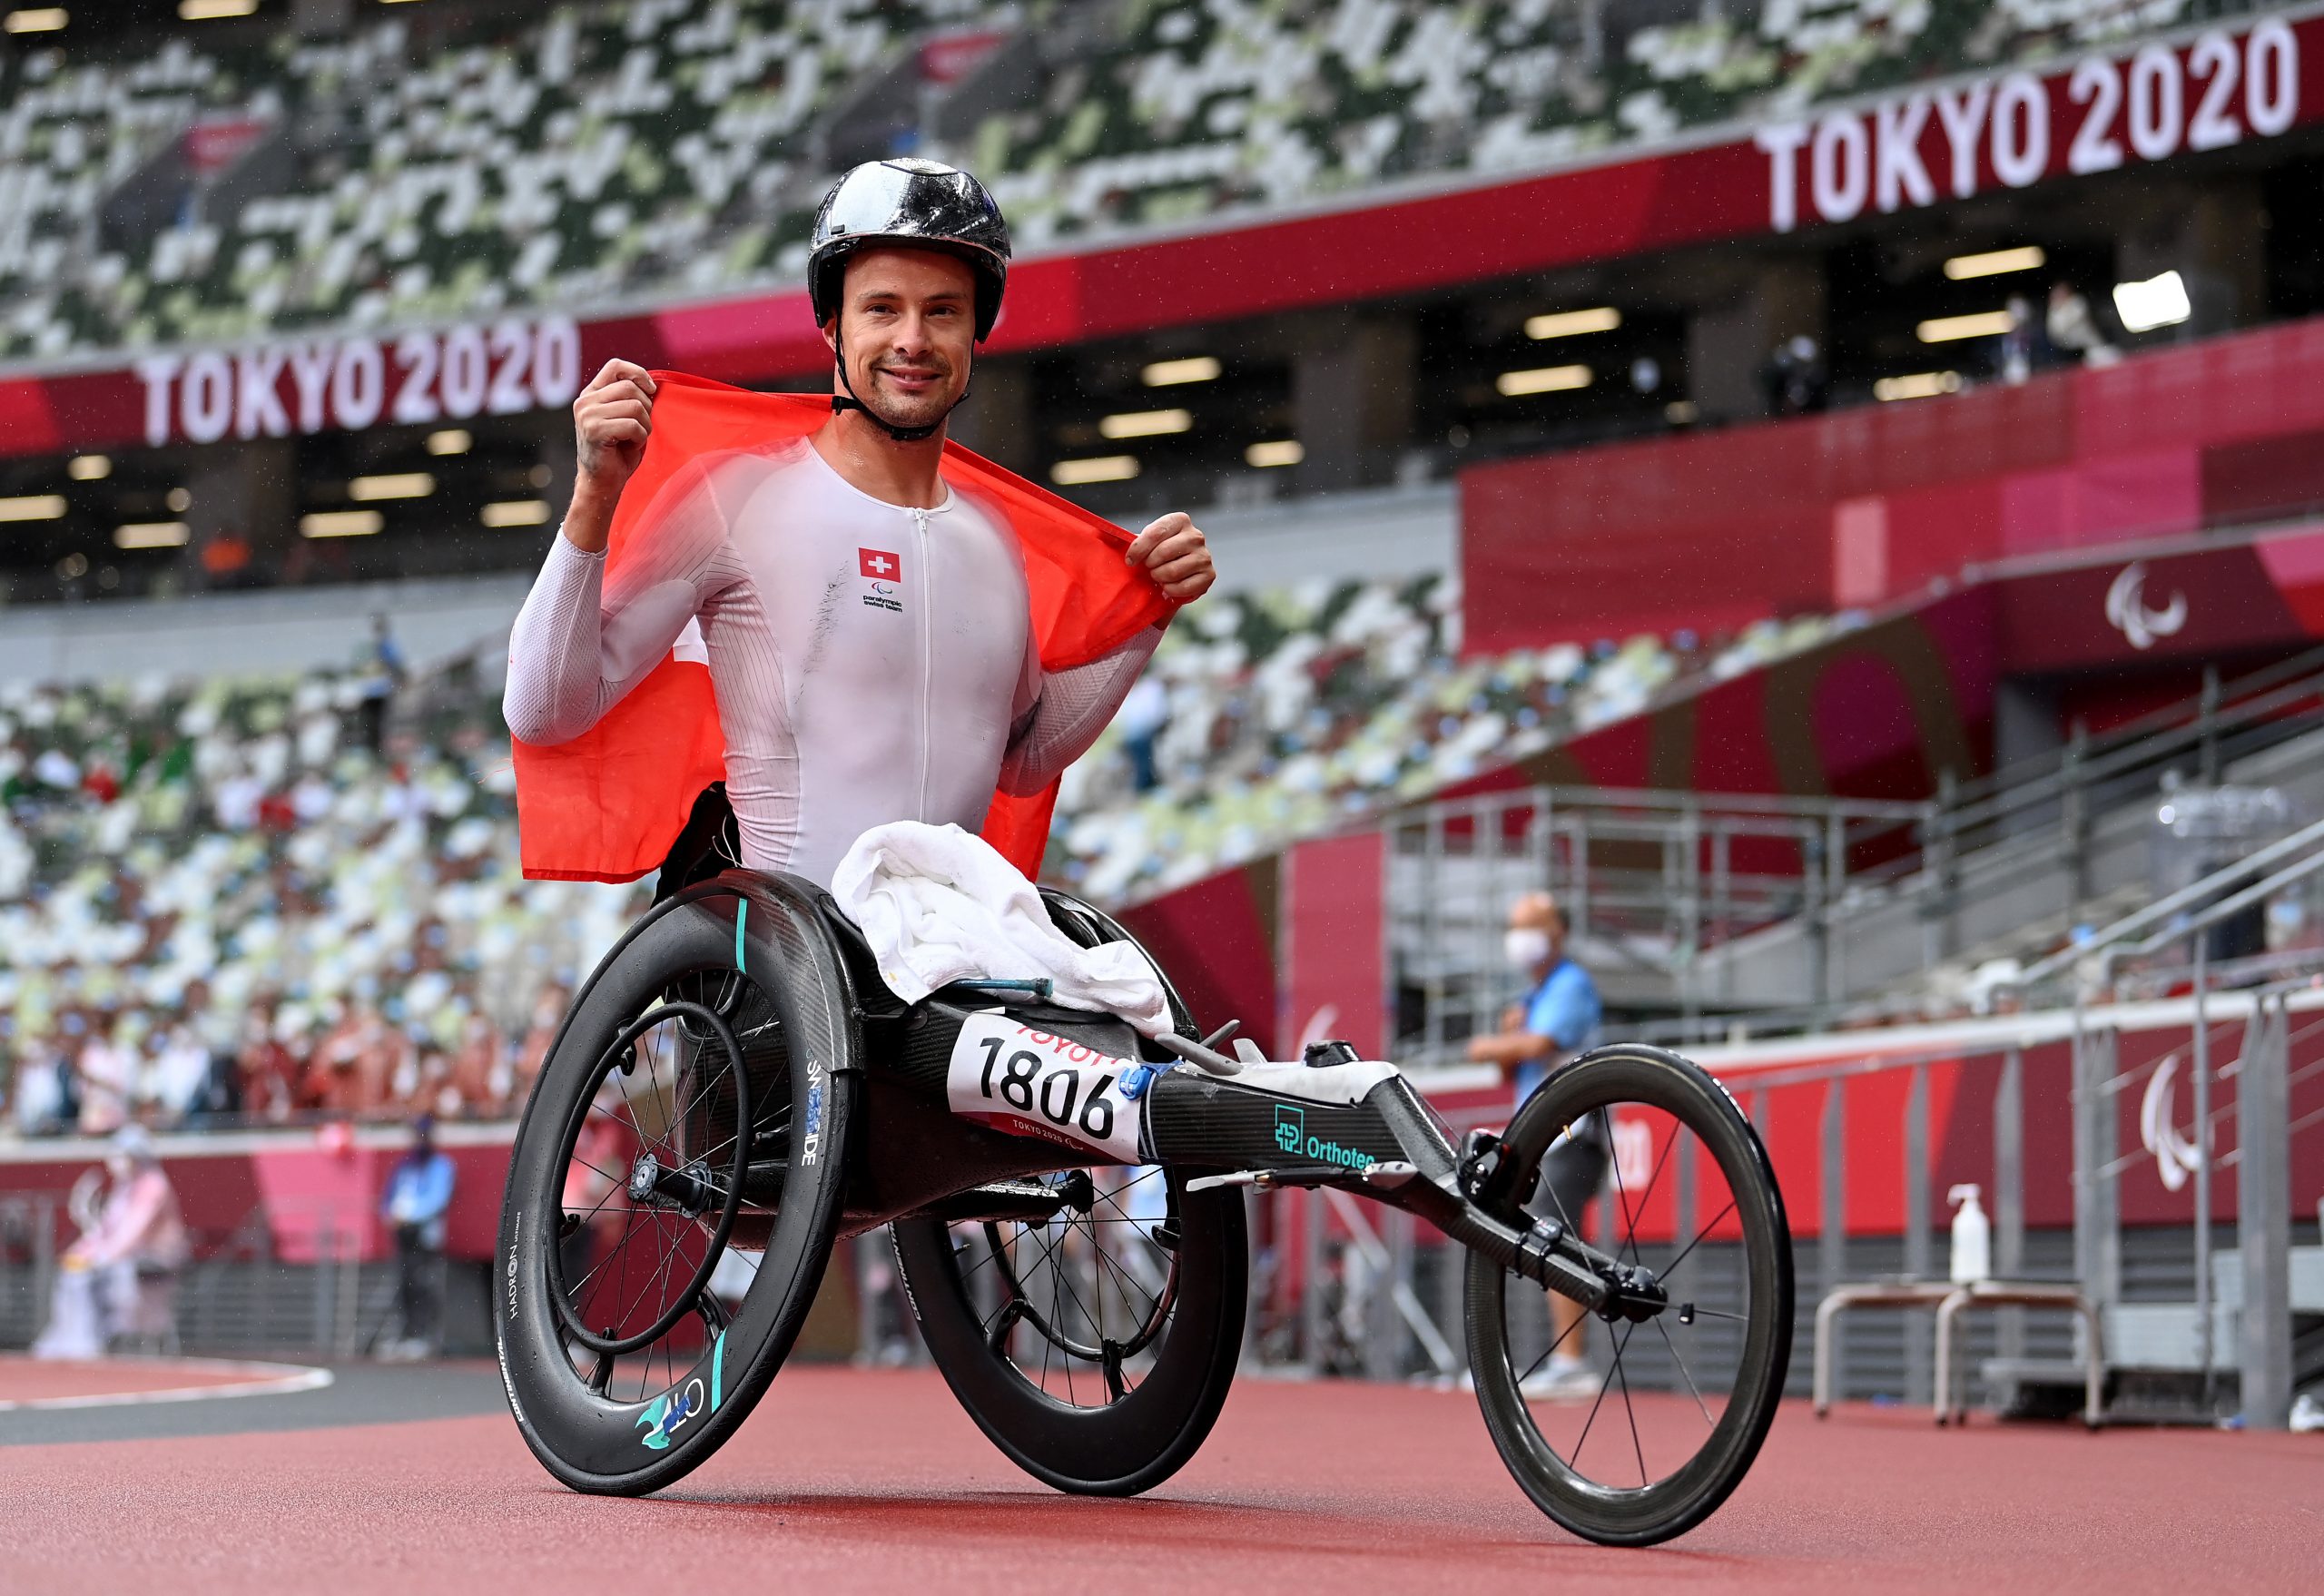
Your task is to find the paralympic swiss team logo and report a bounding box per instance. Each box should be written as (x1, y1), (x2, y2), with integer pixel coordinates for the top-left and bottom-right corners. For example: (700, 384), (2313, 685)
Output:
(859, 547), (903, 613)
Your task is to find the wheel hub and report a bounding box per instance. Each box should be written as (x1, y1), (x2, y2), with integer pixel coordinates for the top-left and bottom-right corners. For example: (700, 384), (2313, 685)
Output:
(1597, 1260), (1669, 1324)
(628, 1151), (715, 1214)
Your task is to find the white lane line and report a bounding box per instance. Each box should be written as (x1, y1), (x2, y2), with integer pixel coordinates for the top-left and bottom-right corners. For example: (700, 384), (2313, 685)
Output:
(0, 1359), (334, 1411)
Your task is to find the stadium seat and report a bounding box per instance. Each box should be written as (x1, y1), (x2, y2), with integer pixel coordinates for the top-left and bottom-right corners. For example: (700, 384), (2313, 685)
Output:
(0, 0), (2230, 360)
(0, 575), (1846, 1128)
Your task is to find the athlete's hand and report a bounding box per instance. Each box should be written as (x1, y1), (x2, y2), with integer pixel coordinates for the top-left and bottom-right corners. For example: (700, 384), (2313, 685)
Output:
(1126, 512), (1215, 603)
(573, 359), (657, 496)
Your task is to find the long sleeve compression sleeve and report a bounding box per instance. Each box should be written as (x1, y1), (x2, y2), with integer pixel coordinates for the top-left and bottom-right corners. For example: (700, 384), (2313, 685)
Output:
(503, 463), (733, 746)
(998, 621), (1167, 795)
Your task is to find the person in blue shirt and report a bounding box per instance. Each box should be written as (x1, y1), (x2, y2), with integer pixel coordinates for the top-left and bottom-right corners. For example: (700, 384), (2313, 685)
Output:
(379, 1114), (456, 1359)
(1467, 891), (1605, 1398)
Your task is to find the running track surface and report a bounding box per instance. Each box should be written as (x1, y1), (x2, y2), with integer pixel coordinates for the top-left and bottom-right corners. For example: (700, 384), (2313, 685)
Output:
(0, 1364), (2313, 1596)
(0, 1356), (273, 1404)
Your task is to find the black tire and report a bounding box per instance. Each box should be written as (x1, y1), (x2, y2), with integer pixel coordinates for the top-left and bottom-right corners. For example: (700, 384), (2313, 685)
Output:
(496, 875), (858, 1495)
(1464, 1045), (1792, 1546)
(891, 1167), (1246, 1495)
(890, 890), (1242, 1495)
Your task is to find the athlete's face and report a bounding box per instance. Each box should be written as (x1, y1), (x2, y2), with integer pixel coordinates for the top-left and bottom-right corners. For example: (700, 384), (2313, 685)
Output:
(825, 248), (977, 432)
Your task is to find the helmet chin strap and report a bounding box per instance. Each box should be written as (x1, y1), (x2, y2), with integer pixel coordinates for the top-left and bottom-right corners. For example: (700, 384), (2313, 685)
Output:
(830, 330), (967, 443)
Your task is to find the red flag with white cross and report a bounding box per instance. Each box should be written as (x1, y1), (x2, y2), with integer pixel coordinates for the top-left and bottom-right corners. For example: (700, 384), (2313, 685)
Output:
(512, 377), (1174, 884)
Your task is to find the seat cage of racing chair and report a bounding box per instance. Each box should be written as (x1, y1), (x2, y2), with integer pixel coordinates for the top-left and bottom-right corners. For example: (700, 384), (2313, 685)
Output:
(650, 787), (1181, 1236)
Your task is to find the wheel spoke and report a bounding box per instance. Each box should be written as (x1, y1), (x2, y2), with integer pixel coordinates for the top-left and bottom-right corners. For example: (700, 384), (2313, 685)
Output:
(1659, 1197), (1738, 1280)
(1512, 1302), (1585, 1385)
(1617, 1120), (1681, 1267)
(1569, 1322), (1635, 1467)
(572, 1209), (643, 1305)
(1654, 1316), (1717, 1429)
(569, 1206), (651, 1298)
(1610, 1324), (1649, 1488)
(671, 1037), (737, 1128)
(1607, 1110), (1640, 1260)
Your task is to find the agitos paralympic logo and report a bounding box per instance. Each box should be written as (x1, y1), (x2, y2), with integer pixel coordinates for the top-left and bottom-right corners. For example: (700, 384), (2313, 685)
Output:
(1273, 1104), (1376, 1169)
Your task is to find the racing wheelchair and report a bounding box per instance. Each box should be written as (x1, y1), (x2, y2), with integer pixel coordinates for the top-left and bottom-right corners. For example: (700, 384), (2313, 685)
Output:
(495, 869), (1792, 1547)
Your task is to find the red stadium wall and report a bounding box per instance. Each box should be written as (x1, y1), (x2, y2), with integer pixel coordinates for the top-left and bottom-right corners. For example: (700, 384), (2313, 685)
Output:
(1456, 587), (2005, 806)
(1462, 317), (2324, 655)
(1400, 1000), (2324, 1242)
(1118, 856), (1281, 1056)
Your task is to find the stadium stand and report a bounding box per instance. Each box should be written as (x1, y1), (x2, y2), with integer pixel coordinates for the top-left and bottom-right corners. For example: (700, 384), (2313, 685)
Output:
(0, 571), (1845, 1131)
(0, 0), (2287, 360)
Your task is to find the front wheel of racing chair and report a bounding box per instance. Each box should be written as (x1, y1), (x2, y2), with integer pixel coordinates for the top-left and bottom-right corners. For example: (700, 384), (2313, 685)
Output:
(1463, 1044), (1794, 1546)
(495, 871), (858, 1495)
(889, 890), (1249, 1496)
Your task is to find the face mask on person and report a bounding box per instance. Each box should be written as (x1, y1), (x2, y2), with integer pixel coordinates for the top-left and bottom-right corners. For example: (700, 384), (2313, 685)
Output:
(1503, 928), (1552, 969)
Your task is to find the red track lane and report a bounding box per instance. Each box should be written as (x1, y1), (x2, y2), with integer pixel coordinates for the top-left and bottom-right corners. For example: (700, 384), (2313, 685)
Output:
(0, 1369), (2313, 1595)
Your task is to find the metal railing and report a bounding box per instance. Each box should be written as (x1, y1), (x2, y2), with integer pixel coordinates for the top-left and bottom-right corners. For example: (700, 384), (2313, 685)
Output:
(1387, 786), (1931, 1064)
(1387, 645), (2324, 1044)
(2043, 832), (2324, 1429)
(0, 1197), (405, 1358)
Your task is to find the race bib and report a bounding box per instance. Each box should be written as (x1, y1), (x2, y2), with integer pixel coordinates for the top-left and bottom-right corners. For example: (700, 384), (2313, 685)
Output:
(945, 1010), (1147, 1165)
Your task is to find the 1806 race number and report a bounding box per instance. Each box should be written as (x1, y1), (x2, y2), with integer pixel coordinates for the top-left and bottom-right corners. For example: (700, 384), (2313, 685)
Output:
(944, 1011), (1147, 1164)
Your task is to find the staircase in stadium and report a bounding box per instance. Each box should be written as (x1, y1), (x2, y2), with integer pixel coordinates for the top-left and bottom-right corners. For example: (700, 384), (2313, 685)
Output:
(1385, 639), (2324, 1056)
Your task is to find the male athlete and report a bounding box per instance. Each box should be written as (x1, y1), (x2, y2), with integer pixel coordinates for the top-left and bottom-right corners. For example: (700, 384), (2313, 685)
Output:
(505, 160), (1214, 889)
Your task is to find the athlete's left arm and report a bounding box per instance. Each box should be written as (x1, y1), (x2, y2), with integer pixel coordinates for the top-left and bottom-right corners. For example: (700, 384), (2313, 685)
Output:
(997, 511), (1216, 793)
(997, 623), (1166, 795)
(1122, 511), (1214, 603)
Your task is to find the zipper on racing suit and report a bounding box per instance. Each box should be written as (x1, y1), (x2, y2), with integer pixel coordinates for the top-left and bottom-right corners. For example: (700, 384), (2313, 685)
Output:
(912, 505), (931, 817)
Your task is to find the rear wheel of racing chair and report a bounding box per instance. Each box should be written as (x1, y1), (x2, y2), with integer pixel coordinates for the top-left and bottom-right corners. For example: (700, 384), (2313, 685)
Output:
(890, 890), (1247, 1496)
(1465, 1045), (1793, 1546)
(497, 874), (857, 1495)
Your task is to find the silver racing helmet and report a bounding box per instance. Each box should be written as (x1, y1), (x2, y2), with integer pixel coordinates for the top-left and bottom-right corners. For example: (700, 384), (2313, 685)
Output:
(807, 158), (1011, 341)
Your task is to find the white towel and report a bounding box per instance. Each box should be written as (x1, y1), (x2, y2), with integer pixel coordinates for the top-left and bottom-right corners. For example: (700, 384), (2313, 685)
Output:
(831, 822), (1173, 1038)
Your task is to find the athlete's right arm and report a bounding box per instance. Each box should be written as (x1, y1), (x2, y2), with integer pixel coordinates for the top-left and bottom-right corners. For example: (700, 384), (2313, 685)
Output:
(504, 449), (732, 747)
(558, 359), (657, 555)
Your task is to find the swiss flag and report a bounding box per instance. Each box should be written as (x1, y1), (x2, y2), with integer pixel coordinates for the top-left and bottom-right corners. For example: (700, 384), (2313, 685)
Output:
(858, 547), (901, 580)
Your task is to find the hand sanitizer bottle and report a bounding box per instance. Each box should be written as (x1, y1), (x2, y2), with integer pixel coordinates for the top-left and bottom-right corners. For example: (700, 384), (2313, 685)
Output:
(1948, 1184), (1991, 1284)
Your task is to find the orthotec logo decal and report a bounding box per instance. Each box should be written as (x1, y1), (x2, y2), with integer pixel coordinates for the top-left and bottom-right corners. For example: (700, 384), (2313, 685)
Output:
(1273, 1103), (1376, 1169)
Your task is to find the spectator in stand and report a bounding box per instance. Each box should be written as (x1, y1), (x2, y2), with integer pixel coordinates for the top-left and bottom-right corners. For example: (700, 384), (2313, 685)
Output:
(354, 614), (407, 756)
(2046, 281), (2119, 368)
(379, 1114), (455, 1359)
(1998, 295), (2037, 385)
(148, 1021), (213, 1126)
(33, 1127), (189, 1357)
(306, 1003), (367, 1113)
(1465, 891), (1605, 1400)
(238, 1000), (303, 1123)
(74, 1008), (135, 1137)
(449, 1009), (506, 1118)
(307, 1000), (402, 1117)
(517, 983), (569, 1101)
(11, 1023), (71, 1136)
(198, 526), (255, 589)
(1116, 675), (1170, 793)
(1760, 335), (1829, 416)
